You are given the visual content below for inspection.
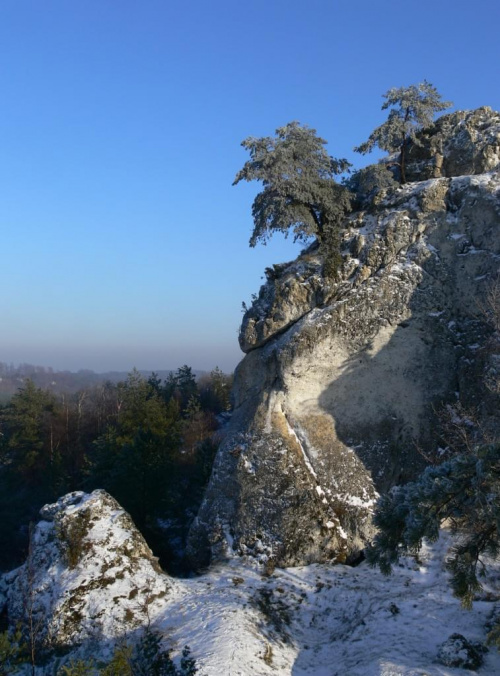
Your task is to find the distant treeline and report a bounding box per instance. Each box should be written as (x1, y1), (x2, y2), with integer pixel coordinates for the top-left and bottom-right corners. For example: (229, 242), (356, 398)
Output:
(0, 365), (232, 574)
(0, 361), (206, 402)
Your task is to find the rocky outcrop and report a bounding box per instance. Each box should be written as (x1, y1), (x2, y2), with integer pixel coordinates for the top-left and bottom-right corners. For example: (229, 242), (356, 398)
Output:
(187, 109), (500, 570)
(405, 106), (500, 182)
(0, 490), (169, 650)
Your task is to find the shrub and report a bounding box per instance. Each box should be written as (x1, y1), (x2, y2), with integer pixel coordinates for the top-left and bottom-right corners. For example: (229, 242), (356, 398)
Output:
(58, 658), (98, 675)
(100, 644), (134, 676)
(56, 510), (91, 569)
(100, 631), (197, 676)
(0, 627), (26, 675)
(344, 163), (398, 209)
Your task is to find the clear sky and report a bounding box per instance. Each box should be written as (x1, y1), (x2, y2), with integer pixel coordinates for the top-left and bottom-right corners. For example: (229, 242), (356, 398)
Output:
(1, 0), (499, 374)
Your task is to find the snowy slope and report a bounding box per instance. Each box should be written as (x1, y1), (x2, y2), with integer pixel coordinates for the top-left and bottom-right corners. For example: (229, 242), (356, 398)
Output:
(2, 492), (499, 674)
(165, 535), (500, 675)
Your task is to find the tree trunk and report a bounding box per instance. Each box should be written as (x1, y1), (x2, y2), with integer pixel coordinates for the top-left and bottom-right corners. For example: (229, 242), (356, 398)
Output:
(309, 206), (323, 238)
(400, 108), (410, 184)
(400, 138), (407, 184)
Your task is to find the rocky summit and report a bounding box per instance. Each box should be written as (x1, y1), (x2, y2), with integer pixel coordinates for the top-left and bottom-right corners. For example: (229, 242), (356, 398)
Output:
(187, 107), (500, 569)
(0, 490), (169, 651)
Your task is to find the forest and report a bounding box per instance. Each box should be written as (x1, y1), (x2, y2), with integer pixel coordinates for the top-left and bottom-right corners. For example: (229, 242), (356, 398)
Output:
(0, 365), (232, 575)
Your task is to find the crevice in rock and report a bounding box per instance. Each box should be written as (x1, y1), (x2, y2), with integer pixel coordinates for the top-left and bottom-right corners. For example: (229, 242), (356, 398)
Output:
(281, 408), (348, 551)
(282, 408), (318, 482)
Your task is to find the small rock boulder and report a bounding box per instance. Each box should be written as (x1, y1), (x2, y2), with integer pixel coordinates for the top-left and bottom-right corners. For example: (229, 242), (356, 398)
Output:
(436, 633), (487, 670)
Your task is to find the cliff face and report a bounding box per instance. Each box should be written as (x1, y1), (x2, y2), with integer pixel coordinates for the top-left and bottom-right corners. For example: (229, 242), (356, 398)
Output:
(187, 108), (500, 569)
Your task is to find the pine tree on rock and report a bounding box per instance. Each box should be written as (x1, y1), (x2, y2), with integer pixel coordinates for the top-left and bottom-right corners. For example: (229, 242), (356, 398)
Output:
(234, 121), (352, 252)
(355, 81), (452, 183)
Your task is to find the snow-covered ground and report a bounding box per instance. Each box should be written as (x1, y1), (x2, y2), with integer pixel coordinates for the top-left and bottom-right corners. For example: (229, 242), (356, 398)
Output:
(161, 534), (500, 675)
(3, 492), (499, 674)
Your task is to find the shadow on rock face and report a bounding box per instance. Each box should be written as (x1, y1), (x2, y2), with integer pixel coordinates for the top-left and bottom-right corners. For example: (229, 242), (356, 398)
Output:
(188, 160), (500, 570)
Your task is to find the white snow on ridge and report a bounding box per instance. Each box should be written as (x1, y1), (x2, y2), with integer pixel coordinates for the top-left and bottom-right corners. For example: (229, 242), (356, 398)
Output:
(156, 532), (500, 676)
(17, 494), (496, 675)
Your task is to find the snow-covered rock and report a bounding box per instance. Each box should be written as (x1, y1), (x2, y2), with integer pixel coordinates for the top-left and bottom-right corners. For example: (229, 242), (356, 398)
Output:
(437, 633), (487, 670)
(0, 490), (170, 651)
(171, 534), (500, 675)
(406, 106), (500, 182)
(188, 109), (500, 569)
(2, 500), (500, 675)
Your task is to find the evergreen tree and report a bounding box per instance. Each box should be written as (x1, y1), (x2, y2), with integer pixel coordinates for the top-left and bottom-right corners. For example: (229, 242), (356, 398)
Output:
(209, 366), (232, 413)
(0, 365), (219, 574)
(100, 644), (134, 676)
(354, 81), (452, 183)
(344, 163), (398, 208)
(0, 627), (26, 675)
(1, 379), (61, 488)
(89, 370), (181, 526)
(234, 121), (352, 258)
(182, 395), (216, 456)
(58, 659), (97, 675)
(102, 630), (197, 676)
(367, 443), (500, 608)
(161, 372), (178, 403)
(199, 367), (233, 414)
(115, 369), (172, 446)
(174, 365), (198, 411)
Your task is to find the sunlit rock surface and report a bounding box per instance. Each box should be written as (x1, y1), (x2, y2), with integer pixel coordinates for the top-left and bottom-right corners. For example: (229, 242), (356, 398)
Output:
(406, 106), (500, 181)
(188, 109), (500, 569)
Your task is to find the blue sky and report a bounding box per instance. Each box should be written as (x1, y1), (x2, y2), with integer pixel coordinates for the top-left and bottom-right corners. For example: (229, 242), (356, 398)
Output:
(1, 0), (499, 374)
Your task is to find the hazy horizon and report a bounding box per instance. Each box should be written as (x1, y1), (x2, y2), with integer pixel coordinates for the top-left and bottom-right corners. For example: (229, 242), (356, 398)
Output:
(0, 342), (242, 375)
(2, 1), (500, 374)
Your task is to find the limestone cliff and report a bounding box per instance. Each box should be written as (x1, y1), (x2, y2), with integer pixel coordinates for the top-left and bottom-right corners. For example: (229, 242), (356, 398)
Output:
(187, 108), (500, 569)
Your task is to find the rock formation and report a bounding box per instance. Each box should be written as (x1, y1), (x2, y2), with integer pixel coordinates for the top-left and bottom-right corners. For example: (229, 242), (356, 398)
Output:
(187, 108), (500, 569)
(0, 490), (169, 650)
(405, 106), (500, 181)
(4, 501), (500, 675)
